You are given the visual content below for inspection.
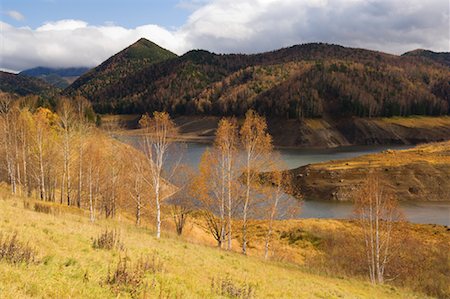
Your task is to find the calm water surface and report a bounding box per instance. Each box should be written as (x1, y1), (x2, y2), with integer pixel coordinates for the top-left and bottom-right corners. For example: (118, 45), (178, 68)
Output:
(117, 135), (450, 226)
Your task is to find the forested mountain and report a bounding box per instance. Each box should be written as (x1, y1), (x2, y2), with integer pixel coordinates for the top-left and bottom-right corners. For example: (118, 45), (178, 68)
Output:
(20, 67), (90, 88)
(402, 49), (450, 67)
(0, 71), (58, 97)
(64, 38), (178, 98)
(66, 42), (450, 118)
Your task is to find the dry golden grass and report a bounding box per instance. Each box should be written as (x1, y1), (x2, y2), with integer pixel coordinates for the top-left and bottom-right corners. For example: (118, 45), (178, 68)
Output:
(378, 116), (450, 128)
(0, 187), (431, 299)
(313, 140), (450, 171)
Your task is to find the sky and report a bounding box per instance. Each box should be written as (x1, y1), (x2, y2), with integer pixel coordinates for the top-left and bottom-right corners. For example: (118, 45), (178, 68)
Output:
(1, 0), (449, 72)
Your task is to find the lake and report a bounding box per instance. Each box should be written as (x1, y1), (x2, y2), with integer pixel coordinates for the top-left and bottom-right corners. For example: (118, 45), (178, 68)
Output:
(117, 135), (450, 226)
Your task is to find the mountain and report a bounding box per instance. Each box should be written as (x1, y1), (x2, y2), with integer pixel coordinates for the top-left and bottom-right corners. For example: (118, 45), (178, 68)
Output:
(66, 42), (450, 118)
(20, 66), (89, 77)
(402, 49), (450, 67)
(0, 71), (58, 97)
(64, 38), (178, 99)
(20, 67), (90, 88)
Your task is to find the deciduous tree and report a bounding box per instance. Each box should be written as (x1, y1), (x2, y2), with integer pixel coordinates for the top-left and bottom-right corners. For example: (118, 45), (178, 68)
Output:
(353, 173), (403, 284)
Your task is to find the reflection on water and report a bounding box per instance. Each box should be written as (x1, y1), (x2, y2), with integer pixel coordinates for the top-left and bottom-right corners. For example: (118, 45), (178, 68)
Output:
(300, 200), (450, 226)
(116, 135), (449, 226)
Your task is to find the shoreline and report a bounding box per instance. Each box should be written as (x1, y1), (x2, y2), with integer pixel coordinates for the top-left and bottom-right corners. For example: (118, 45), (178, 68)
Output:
(108, 127), (421, 150)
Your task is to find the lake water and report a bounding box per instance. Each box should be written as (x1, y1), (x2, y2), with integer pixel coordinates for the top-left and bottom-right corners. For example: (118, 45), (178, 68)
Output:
(117, 135), (450, 226)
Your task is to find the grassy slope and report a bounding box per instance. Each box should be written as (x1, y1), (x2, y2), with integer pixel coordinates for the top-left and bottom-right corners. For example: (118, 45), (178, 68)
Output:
(0, 192), (425, 299)
(311, 140), (450, 170)
(287, 141), (450, 201)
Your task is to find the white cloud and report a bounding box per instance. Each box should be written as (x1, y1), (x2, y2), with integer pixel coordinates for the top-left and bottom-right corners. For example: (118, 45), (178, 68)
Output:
(1, 0), (449, 72)
(0, 20), (182, 72)
(36, 20), (88, 31)
(179, 0), (449, 55)
(7, 10), (25, 21)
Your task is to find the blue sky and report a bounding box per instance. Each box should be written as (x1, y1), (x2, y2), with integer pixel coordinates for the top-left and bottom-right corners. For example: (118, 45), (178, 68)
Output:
(1, 0), (448, 72)
(1, 0), (193, 29)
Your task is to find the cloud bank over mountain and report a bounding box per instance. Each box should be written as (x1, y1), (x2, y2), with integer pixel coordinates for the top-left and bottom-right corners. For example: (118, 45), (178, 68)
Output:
(2, 0), (449, 71)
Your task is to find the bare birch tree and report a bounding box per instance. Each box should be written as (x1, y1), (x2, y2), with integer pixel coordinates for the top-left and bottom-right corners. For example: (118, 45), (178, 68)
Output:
(194, 149), (228, 247)
(58, 99), (76, 205)
(239, 110), (272, 255)
(130, 152), (148, 226)
(140, 112), (177, 239)
(215, 117), (239, 250)
(0, 93), (15, 194)
(262, 167), (299, 260)
(167, 164), (195, 236)
(74, 95), (90, 208)
(353, 173), (402, 284)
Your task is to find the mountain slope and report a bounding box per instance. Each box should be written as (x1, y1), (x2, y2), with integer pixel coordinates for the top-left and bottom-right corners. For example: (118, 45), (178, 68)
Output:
(66, 42), (450, 118)
(402, 49), (450, 67)
(20, 67), (90, 88)
(65, 38), (178, 98)
(0, 71), (58, 96)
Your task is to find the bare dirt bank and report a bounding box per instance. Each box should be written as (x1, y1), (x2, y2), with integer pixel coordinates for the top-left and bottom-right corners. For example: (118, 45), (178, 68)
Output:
(286, 141), (450, 201)
(101, 114), (450, 149)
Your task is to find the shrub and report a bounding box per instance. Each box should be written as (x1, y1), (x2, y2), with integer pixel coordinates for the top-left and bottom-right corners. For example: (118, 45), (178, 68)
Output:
(210, 274), (257, 299)
(0, 232), (37, 264)
(92, 229), (124, 250)
(34, 202), (51, 214)
(105, 253), (164, 297)
(280, 228), (322, 247)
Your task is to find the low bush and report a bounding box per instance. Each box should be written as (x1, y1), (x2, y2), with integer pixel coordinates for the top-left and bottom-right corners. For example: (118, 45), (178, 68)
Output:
(92, 229), (124, 250)
(0, 232), (37, 264)
(105, 253), (164, 297)
(210, 274), (257, 298)
(34, 202), (52, 214)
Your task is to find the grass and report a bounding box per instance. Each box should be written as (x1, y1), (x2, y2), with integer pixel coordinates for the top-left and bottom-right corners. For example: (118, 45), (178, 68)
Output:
(313, 140), (450, 170)
(0, 191), (428, 298)
(378, 115), (450, 128)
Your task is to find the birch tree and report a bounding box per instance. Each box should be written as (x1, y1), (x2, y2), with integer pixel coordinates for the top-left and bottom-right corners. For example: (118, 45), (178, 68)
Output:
(353, 173), (402, 284)
(74, 95), (90, 208)
(140, 112), (177, 239)
(18, 108), (33, 196)
(240, 110), (272, 255)
(262, 167), (299, 260)
(0, 93), (15, 194)
(58, 99), (76, 205)
(130, 152), (148, 226)
(168, 164), (195, 236)
(215, 118), (239, 250)
(194, 150), (227, 247)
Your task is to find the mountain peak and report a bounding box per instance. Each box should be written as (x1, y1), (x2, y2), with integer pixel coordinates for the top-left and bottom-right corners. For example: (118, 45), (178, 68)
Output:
(121, 38), (177, 60)
(65, 38), (177, 96)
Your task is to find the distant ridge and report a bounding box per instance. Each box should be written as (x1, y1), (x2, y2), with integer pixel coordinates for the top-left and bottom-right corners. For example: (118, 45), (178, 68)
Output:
(20, 67), (90, 77)
(402, 49), (450, 67)
(20, 67), (90, 88)
(0, 71), (58, 96)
